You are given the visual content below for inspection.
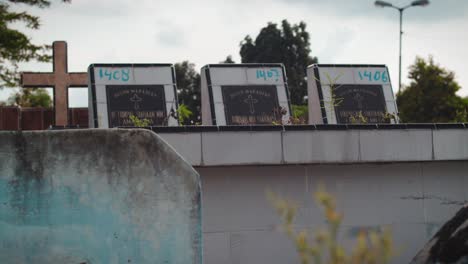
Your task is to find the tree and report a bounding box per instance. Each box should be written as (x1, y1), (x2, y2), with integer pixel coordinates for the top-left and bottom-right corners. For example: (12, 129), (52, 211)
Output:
(239, 20), (318, 105)
(8, 88), (52, 107)
(221, 55), (235, 64)
(458, 97), (468, 122)
(0, 0), (70, 88)
(175, 61), (201, 125)
(397, 56), (467, 123)
(176, 104), (193, 124)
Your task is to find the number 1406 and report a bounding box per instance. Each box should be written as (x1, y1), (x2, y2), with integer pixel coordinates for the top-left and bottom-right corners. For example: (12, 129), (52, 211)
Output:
(358, 70), (388, 83)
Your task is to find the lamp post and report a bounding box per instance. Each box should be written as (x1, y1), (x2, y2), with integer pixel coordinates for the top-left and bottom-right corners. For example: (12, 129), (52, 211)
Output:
(375, 0), (429, 93)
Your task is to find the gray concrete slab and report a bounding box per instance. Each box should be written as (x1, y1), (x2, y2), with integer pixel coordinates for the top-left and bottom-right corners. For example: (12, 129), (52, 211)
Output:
(422, 162), (467, 223)
(201, 132), (282, 165)
(433, 129), (468, 160)
(359, 130), (433, 162)
(283, 130), (360, 163)
(159, 132), (202, 166)
(203, 232), (230, 264)
(198, 166), (310, 232)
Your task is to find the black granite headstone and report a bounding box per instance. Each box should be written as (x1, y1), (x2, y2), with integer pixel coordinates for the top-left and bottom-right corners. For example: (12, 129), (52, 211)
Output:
(222, 85), (281, 125)
(333, 84), (389, 123)
(106, 85), (167, 127)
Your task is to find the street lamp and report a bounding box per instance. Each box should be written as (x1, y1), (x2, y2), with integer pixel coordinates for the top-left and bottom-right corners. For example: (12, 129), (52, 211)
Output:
(375, 0), (429, 93)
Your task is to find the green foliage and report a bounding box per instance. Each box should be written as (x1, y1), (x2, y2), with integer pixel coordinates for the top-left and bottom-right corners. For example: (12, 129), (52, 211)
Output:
(348, 111), (368, 124)
(290, 104), (308, 124)
(221, 55), (235, 64)
(454, 108), (468, 123)
(8, 88), (52, 107)
(453, 96), (468, 122)
(239, 20), (318, 105)
(0, 0), (70, 88)
(292, 104), (308, 119)
(397, 56), (467, 123)
(177, 103), (193, 124)
(175, 61), (200, 124)
(129, 114), (150, 127)
(268, 186), (395, 264)
(319, 73), (344, 114)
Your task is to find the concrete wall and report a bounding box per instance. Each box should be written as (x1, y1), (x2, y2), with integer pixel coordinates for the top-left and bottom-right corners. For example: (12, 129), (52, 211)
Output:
(198, 162), (468, 264)
(155, 127), (468, 264)
(0, 129), (202, 264)
(159, 128), (468, 166)
(1, 127), (465, 263)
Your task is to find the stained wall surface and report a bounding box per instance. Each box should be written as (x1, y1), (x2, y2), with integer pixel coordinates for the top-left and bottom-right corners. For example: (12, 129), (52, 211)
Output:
(0, 129), (202, 264)
(198, 162), (468, 264)
(155, 127), (468, 264)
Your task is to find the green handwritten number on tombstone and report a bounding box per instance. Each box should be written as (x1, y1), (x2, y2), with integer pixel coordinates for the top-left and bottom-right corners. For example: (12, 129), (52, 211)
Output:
(256, 69), (280, 81)
(358, 70), (389, 83)
(374, 71), (381, 81)
(381, 71), (388, 82)
(98, 68), (130, 82)
(271, 69), (280, 81)
(121, 69), (130, 81)
(256, 70), (266, 80)
(113, 70), (120, 80)
(364, 71), (372, 81)
(105, 69), (113, 80)
(99, 69), (113, 80)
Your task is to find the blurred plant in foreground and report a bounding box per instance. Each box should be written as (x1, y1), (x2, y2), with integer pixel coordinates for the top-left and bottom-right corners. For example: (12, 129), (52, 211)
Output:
(267, 186), (395, 264)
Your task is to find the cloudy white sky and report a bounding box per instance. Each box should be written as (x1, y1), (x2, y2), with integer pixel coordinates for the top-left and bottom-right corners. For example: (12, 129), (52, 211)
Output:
(1, 0), (467, 107)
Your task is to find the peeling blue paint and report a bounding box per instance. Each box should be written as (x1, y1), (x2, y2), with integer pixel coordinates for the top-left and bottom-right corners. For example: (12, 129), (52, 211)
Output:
(0, 129), (202, 263)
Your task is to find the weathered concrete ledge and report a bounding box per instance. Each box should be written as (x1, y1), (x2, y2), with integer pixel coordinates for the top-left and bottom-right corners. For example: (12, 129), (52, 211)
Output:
(0, 129), (202, 264)
(152, 126), (468, 166)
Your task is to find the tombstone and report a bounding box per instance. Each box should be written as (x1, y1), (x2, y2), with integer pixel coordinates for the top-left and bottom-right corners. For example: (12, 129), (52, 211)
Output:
(201, 64), (291, 125)
(88, 64), (179, 128)
(21, 41), (88, 126)
(307, 64), (398, 124)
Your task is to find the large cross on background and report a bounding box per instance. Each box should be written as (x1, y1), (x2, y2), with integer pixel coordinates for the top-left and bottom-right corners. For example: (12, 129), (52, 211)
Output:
(21, 41), (88, 126)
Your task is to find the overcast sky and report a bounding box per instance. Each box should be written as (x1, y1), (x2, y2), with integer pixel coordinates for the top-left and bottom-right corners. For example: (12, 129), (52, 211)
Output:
(1, 0), (467, 107)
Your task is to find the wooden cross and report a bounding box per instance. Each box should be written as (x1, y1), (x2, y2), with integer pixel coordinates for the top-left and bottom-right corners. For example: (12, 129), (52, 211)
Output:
(21, 41), (88, 126)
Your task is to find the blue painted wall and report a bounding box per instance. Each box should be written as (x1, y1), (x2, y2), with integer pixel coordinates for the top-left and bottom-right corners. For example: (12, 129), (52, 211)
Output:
(0, 129), (202, 263)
